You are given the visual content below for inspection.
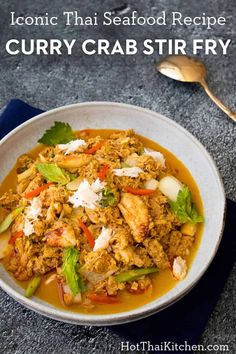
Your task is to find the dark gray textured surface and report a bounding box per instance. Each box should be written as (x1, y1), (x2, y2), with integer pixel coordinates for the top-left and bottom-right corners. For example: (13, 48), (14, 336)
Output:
(0, 0), (235, 353)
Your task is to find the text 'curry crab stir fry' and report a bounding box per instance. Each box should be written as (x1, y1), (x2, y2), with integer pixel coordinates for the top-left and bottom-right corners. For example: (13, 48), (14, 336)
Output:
(0, 123), (203, 309)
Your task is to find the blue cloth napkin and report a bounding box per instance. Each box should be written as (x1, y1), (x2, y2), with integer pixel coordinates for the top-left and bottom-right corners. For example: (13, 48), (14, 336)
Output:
(113, 199), (235, 350)
(0, 99), (235, 353)
(0, 99), (43, 139)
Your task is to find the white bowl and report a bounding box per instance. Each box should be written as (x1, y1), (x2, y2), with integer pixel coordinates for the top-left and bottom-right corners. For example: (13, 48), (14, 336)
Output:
(0, 102), (225, 325)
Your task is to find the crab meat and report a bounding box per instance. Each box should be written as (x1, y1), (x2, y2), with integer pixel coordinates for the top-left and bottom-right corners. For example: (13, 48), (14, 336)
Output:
(57, 139), (86, 155)
(114, 247), (144, 267)
(45, 224), (77, 247)
(113, 167), (144, 178)
(143, 148), (165, 167)
(63, 284), (82, 305)
(23, 197), (42, 236)
(124, 153), (139, 167)
(118, 193), (149, 243)
(56, 154), (92, 169)
(45, 273), (57, 285)
(23, 219), (35, 237)
(57, 280), (82, 306)
(69, 179), (106, 210)
(26, 197), (42, 220)
(93, 227), (113, 252)
(144, 178), (159, 190)
(17, 165), (37, 183)
(172, 256), (187, 280)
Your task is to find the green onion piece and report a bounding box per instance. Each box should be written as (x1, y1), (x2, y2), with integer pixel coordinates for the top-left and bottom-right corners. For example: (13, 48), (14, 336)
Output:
(25, 275), (41, 298)
(115, 267), (159, 283)
(0, 207), (24, 234)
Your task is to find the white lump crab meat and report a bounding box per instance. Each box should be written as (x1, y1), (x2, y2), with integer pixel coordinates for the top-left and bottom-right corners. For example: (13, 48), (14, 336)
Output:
(144, 178), (159, 190)
(45, 223), (77, 248)
(68, 178), (106, 210)
(113, 167), (144, 178)
(172, 256), (187, 280)
(118, 193), (149, 243)
(57, 139), (87, 155)
(62, 284), (82, 305)
(23, 197), (42, 236)
(93, 227), (113, 252)
(143, 148), (166, 167)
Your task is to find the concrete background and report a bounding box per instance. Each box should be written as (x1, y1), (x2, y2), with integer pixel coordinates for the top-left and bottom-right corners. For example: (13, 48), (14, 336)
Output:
(0, 0), (235, 353)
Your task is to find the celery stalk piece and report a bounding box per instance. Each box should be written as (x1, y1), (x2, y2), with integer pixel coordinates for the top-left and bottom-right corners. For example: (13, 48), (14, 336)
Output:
(115, 267), (159, 283)
(25, 276), (41, 298)
(0, 207), (24, 234)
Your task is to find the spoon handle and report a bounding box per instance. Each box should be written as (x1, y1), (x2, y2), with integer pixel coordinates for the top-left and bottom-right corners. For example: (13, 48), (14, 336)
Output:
(200, 79), (236, 123)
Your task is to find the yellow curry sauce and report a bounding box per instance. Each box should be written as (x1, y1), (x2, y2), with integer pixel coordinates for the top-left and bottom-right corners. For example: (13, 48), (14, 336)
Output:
(0, 129), (203, 314)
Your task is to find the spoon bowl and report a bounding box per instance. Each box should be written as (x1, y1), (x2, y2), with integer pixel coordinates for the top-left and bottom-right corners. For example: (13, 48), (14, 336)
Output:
(156, 55), (236, 122)
(157, 55), (207, 83)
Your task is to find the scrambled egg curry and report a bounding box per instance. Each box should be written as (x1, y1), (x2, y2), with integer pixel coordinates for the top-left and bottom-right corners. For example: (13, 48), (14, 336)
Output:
(0, 123), (204, 314)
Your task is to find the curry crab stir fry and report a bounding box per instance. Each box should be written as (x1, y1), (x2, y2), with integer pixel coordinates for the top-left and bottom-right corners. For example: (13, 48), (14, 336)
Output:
(0, 123), (203, 308)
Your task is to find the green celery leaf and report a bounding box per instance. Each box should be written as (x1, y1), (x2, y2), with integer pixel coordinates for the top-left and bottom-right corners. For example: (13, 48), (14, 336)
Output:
(62, 247), (85, 295)
(190, 205), (204, 223)
(36, 163), (70, 185)
(169, 186), (204, 224)
(38, 121), (76, 146)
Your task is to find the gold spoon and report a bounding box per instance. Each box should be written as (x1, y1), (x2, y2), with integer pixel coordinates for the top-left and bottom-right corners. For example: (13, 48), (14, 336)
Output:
(156, 55), (236, 123)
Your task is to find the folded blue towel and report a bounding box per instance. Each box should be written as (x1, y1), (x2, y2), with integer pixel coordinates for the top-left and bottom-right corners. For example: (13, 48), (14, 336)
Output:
(0, 99), (235, 353)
